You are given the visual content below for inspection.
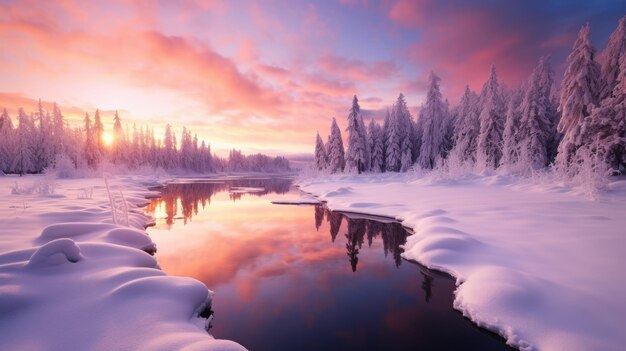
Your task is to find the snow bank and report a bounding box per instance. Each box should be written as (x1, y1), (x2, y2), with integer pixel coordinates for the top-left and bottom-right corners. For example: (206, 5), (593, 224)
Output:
(0, 175), (245, 351)
(299, 172), (626, 351)
(270, 193), (321, 205)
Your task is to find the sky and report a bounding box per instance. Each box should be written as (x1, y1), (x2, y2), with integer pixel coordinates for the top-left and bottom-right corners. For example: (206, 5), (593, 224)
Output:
(0, 0), (625, 158)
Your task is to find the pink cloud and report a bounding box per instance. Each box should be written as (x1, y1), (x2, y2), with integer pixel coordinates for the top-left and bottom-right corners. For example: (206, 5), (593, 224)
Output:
(318, 53), (397, 82)
(388, 0), (427, 28)
(397, 3), (573, 101)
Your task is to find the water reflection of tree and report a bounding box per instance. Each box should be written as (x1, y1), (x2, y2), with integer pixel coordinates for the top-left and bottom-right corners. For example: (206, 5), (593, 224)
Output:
(145, 178), (292, 227)
(327, 210), (343, 242)
(321, 208), (409, 272)
(228, 178), (291, 201)
(345, 218), (367, 272)
(421, 272), (434, 303)
(314, 206), (325, 230)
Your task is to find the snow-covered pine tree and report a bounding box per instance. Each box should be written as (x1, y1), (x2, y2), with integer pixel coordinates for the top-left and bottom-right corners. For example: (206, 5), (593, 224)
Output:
(172, 132), (179, 169)
(501, 88), (523, 167)
(599, 16), (626, 100)
(396, 94), (414, 171)
(518, 56), (558, 169)
(163, 124), (175, 170)
(314, 132), (328, 171)
(93, 109), (104, 161)
(52, 103), (65, 158)
(345, 95), (368, 174)
(83, 112), (99, 168)
(417, 72), (447, 169)
(452, 86), (480, 163)
(129, 123), (140, 168)
(13, 108), (35, 175)
(0, 109), (14, 173)
(477, 65), (506, 169)
(359, 112), (371, 171)
(368, 119), (384, 172)
(385, 104), (401, 172)
(556, 23), (602, 168)
(179, 127), (192, 170)
(576, 21), (626, 172)
(199, 141), (208, 173)
(112, 111), (125, 164)
(327, 117), (345, 173)
(30, 100), (53, 172)
(386, 94), (412, 172)
(139, 126), (147, 167)
(381, 109), (390, 169)
(440, 98), (454, 160)
(192, 134), (200, 172)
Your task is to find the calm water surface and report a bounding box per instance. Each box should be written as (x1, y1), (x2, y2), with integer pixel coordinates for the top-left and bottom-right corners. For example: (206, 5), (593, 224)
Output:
(145, 177), (512, 351)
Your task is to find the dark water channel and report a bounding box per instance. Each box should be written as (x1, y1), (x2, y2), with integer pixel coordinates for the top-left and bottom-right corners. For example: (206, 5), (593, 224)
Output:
(145, 177), (512, 351)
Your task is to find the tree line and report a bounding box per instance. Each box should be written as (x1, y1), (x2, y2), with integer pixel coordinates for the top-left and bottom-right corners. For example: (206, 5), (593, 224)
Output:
(314, 18), (626, 177)
(0, 104), (290, 175)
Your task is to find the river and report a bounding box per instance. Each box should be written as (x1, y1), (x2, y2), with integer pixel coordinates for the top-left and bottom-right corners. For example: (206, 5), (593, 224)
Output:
(145, 176), (512, 351)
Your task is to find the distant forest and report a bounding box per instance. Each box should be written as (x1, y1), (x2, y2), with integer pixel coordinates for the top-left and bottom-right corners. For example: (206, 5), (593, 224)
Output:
(315, 18), (626, 178)
(0, 105), (290, 176)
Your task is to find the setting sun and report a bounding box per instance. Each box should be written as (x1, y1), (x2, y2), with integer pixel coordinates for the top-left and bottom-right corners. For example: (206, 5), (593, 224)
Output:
(102, 133), (113, 146)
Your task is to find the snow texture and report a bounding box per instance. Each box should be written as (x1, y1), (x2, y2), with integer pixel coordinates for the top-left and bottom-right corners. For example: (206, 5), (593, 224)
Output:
(0, 175), (245, 351)
(299, 172), (626, 351)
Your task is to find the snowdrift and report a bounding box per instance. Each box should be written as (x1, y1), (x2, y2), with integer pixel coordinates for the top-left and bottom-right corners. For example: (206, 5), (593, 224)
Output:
(299, 173), (626, 351)
(0, 176), (245, 351)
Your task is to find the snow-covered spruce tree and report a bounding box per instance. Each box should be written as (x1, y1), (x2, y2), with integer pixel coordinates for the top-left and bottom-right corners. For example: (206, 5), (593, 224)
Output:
(576, 38), (626, 172)
(385, 106), (401, 172)
(386, 94), (412, 172)
(381, 109), (390, 170)
(179, 127), (193, 171)
(599, 16), (626, 100)
(327, 117), (345, 173)
(163, 124), (176, 170)
(368, 119), (384, 172)
(452, 86), (480, 163)
(30, 100), (53, 173)
(572, 15), (626, 172)
(358, 107), (371, 170)
(0, 108), (14, 173)
(345, 95), (369, 173)
(93, 109), (104, 160)
(556, 23), (602, 168)
(440, 98), (455, 160)
(397, 94), (414, 171)
(477, 65), (506, 169)
(518, 55), (558, 169)
(501, 88), (523, 168)
(12, 108), (35, 175)
(112, 111), (125, 164)
(417, 72), (447, 169)
(83, 112), (99, 168)
(51, 103), (65, 158)
(314, 132), (328, 171)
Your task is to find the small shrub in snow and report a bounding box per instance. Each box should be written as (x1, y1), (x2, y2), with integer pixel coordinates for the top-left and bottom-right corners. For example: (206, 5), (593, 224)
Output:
(10, 177), (56, 195)
(567, 145), (612, 199)
(78, 187), (94, 200)
(48, 153), (80, 179)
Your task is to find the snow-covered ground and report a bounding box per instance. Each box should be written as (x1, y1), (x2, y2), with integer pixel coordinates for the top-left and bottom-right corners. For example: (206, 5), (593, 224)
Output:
(299, 172), (626, 351)
(0, 174), (244, 351)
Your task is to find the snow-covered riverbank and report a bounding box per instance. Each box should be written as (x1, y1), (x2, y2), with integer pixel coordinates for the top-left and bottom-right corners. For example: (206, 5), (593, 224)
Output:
(299, 173), (626, 351)
(0, 175), (245, 351)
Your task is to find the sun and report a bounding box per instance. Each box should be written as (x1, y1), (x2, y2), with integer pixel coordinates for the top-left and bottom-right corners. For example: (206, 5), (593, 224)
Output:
(102, 133), (113, 146)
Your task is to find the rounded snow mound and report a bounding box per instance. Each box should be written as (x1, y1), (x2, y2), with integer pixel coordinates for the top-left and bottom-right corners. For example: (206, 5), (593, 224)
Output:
(27, 238), (83, 268)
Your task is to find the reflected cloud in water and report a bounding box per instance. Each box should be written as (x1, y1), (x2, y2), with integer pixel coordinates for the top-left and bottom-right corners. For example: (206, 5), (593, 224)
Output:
(145, 178), (513, 351)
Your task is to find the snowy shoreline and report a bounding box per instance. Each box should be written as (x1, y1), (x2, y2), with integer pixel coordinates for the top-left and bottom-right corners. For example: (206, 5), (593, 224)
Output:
(298, 172), (626, 351)
(0, 175), (245, 351)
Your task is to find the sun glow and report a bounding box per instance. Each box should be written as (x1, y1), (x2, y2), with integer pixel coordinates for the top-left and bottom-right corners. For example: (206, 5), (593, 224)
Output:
(102, 133), (113, 146)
